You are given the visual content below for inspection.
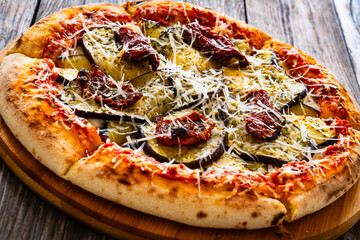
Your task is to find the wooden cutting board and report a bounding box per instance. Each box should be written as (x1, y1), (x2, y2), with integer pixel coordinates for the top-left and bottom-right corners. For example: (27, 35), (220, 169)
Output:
(1, 42), (360, 240)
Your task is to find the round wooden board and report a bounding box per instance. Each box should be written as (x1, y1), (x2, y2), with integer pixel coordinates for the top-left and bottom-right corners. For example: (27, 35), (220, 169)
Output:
(1, 41), (360, 240)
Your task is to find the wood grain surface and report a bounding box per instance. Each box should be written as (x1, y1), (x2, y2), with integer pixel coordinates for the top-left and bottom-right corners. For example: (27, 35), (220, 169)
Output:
(0, 0), (359, 239)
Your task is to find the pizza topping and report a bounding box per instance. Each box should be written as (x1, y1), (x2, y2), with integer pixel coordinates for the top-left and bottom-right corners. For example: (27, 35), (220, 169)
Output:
(182, 22), (249, 66)
(115, 27), (160, 71)
(56, 54), (92, 72)
(155, 111), (215, 146)
(286, 115), (336, 146)
(81, 27), (152, 81)
(136, 109), (227, 169)
(77, 66), (143, 108)
(222, 49), (307, 111)
(245, 89), (285, 140)
(228, 113), (311, 165)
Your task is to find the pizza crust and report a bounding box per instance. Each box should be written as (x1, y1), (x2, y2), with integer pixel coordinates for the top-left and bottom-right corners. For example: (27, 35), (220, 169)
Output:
(65, 143), (287, 229)
(0, 53), (102, 176)
(283, 143), (360, 222)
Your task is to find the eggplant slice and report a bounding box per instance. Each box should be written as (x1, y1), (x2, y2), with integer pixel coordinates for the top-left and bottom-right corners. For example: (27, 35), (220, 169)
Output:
(153, 26), (220, 72)
(56, 55), (92, 71)
(106, 121), (137, 146)
(136, 108), (227, 169)
(222, 49), (307, 111)
(205, 152), (268, 172)
(228, 114), (311, 167)
(287, 94), (320, 117)
(81, 27), (152, 81)
(286, 115), (337, 146)
(288, 102), (319, 117)
(59, 69), (175, 122)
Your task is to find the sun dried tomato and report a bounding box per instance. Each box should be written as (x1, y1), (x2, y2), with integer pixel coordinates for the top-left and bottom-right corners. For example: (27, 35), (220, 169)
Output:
(245, 89), (285, 139)
(77, 66), (143, 108)
(182, 22), (248, 66)
(155, 112), (215, 146)
(116, 27), (160, 71)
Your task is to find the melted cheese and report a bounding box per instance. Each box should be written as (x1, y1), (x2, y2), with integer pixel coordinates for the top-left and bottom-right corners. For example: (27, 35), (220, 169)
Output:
(82, 27), (151, 81)
(53, 16), (343, 174)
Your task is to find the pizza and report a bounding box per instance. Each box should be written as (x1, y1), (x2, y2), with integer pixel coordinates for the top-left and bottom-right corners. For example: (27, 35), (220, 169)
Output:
(1, 1), (360, 230)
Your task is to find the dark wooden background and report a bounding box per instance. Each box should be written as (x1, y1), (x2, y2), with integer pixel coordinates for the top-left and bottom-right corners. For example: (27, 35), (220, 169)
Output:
(0, 0), (359, 239)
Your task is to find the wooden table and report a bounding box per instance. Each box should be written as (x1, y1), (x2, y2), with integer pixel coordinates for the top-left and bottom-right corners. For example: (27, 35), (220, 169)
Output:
(0, 0), (359, 239)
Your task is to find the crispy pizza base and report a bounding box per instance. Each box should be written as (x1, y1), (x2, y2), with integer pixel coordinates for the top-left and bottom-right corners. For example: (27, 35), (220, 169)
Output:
(65, 143), (287, 229)
(0, 1), (360, 230)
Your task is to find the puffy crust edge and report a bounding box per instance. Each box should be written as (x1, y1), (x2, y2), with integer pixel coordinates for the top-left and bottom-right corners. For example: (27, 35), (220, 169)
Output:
(0, 53), (102, 176)
(283, 143), (360, 222)
(65, 143), (287, 229)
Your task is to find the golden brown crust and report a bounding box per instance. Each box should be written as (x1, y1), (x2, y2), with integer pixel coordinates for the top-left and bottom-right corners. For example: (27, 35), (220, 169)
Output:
(283, 143), (360, 222)
(0, 53), (102, 176)
(65, 143), (287, 229)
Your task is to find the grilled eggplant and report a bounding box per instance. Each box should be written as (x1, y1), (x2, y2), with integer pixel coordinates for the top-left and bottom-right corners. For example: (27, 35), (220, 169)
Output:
(59, 68), (174, 122)
(288, 94), (320, 117)
(106, 121), (137, 146)
(81, 27), (152, 81)
(136, 109), (227, 169)
(56, 55), (92, 71)
(154, 26), (220, 71)
(286, 115), (336, 146)
(223, 49), (308, 111)
(228, 114), (311, 167)
(205, 152), (268, 172)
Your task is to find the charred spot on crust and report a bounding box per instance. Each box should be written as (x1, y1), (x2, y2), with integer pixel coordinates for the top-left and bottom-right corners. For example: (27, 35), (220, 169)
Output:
(271, 213), (285, 226)
(15, 36), (23, 48)
(196, 211), (208, 219)
(251, 212), (260, 218)
(169, 186), (179, 198)
(117, 173), (132, 185)
(326, 186), (345, 202)
(243, 221), (247, 227)
(117, 178), (131, 185)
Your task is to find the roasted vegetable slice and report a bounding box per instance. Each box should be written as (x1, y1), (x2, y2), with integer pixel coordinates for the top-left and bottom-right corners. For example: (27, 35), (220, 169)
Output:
(56, 55), (92, 71)
(55, 68), (79, 85)
(115, 26), (160, 71)
(228, 114), (311, 166)
(77, 67), (143, 109)
(137, 109), (227, 169)
(106, 121), (136, 146)
(81, 27), (152, 81)
(245, 89), (285, 140)
(154, 26), (219, 71)
(286, 115), (336, 146)
(288, 103), (319, 117)
(205, 152), (268, 172)
(141, 19), (167, 42)
(223, 49), (307, 110)
(59, 68), (174, 121)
